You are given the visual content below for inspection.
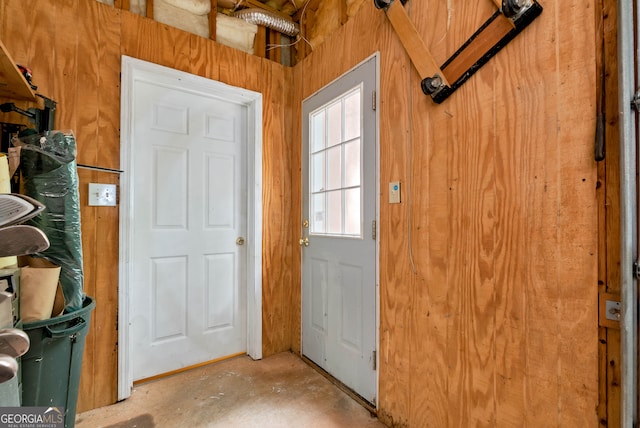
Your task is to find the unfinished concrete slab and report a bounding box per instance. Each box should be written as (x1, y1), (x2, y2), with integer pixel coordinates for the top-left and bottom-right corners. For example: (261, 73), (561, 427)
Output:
(76, 352), (385, 427)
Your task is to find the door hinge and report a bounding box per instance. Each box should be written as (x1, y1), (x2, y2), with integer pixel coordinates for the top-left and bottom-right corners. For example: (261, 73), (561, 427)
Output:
(372, 350), (377, 370)
(372, 220), (377, 240)
(634, 261), (640, 279)
(632, 91), (640, 111)
(372, 91), (377, 111)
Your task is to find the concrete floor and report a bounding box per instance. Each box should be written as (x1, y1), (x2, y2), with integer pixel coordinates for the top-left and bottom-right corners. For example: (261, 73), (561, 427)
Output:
(76, 352), (386, 428)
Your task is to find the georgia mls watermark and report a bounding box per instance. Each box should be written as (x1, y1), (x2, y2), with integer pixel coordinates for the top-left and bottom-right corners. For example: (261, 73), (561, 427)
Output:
(0, 407), (64, 428)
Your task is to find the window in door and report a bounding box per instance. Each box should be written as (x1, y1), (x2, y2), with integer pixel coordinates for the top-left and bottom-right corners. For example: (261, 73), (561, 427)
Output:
(309, 86), (363, 238)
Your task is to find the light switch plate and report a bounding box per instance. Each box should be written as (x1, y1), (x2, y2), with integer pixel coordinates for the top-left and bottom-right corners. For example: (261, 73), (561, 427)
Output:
(389, 181), (401, 204)
(88, 183), (117, 206)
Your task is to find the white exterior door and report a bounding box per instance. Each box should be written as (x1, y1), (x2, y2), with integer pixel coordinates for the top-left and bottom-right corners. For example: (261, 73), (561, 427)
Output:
(130, 73), (248, 381)
(301, 56), (378, 404)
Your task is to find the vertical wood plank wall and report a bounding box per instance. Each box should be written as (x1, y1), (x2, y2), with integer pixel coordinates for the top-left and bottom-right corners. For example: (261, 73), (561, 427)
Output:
(599, 0), (622, 424)
(0, 0), (295, 412)
(294, 0), (600, 426)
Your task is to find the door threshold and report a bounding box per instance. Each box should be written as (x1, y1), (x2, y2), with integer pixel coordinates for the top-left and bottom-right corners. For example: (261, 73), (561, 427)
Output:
(301, 355), (377, 416)
(134, 352), (246, 386)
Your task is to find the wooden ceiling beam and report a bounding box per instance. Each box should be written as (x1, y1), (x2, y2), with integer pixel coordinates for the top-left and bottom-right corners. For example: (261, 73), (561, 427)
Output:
(209, 0), (217, 40)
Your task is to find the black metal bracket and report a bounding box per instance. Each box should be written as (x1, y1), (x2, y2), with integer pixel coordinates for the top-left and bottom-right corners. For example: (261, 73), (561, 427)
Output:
(502, 0), (531, 19)
(0, 94), (57, 134)
(373, 0), (406, 10)
(0, 122), (26, 153)
(426, 2), (542, 103)
(375, 0), (543, 104)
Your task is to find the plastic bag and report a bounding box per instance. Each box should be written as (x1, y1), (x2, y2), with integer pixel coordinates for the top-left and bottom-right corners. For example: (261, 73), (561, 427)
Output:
(15, 130), (84, 312)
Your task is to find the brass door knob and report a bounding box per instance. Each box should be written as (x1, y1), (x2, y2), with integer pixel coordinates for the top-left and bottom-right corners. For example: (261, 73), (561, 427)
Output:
(299, 237), (309, 246)
(236, 237), (245, 245)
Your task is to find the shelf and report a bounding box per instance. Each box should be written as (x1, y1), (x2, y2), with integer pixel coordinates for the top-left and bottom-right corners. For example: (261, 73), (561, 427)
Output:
(0, 39), (36, 102)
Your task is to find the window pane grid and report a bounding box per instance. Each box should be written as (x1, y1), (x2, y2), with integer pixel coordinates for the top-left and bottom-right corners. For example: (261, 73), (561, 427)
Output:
(309, 85), (363, 238)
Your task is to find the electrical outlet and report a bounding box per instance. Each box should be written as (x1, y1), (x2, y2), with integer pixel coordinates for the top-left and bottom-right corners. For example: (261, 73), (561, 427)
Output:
(389, 181), (401, 204)
(88, 183), (117, 206)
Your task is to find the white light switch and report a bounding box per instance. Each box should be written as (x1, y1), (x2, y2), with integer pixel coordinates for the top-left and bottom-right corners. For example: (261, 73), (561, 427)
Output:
(88, 183), (117, 206)
(389, 181), (401, 204)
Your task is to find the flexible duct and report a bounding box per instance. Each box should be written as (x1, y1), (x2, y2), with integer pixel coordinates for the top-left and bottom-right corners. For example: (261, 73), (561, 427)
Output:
(233, 8), (299, 37)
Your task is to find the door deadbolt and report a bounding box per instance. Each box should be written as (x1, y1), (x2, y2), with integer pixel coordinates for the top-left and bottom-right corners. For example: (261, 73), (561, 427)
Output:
(236, 237), (245, 245)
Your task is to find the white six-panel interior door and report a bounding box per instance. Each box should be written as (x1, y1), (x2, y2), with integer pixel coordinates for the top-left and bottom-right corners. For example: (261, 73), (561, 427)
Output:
(119, 56), (263, 399)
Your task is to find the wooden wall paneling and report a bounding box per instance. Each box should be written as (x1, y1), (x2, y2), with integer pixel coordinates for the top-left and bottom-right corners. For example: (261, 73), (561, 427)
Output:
(602, 0), (622, 424)
(0, 0), (604, 420)
(89, 1), (121, 410)
(289, 62), (302, 355)
(76, 169), (99, 413)
(3, 0), (53, 114)
(443, 108), (496, 423)
(73, 0), (100, 412)
(555, 1), (598, 424)
(607, 330), (622, 426)
(189, 34), (220, 82)
(0, 0), (28, 117)
(489, 1), (561, 426)
(407, 0), (454, 425)
(260, 59), (280, 355)
(217, 45), (253, 90)
(443, 12), (497, 428)
(242, 54), (263, 94)
(260, 60), (293, 356)
(340, 0), (348, 25)
(75, 0), (100, 170)
(520, 12), (563, 425)
(0, 0), (296, 413)
(0, 1), (4, 51)
(375, 6), (413, 426)
(171, 27), (193, 74)
(96, 3), (122, 171)
(299, 0), (599, 425)
(280, 62), (296, 354)
(494, 4), (558, 426)
(489, 14), (531, 428)
(50, 0), (79, 133)
(82, 170), (120, 410)
(340, 1), (383, 72)
(595, 0), (607, 423)
(121, 13), (188, 73)
(215, 44), (238, 86)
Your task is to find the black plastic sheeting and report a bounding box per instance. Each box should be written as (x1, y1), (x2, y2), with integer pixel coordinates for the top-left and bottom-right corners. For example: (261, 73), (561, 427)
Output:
(16, 130), (84, 312)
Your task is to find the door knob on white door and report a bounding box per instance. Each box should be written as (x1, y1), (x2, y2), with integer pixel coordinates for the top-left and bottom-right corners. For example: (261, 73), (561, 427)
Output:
(299, 237), (309, 246)
(236, 237), (245, 245)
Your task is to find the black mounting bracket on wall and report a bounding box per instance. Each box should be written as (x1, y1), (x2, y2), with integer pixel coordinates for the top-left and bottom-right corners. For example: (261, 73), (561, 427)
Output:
(374, 0), (543, 104)
(0, 122), (26, 153)
(0, 94), (57, 134)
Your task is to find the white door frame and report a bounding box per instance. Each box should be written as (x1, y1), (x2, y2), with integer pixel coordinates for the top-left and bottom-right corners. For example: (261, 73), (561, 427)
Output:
(118, 56), (263, 400)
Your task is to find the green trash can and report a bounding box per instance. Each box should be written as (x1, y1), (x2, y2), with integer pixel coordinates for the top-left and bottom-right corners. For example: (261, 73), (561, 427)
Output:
(20, 296), (95, 428)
